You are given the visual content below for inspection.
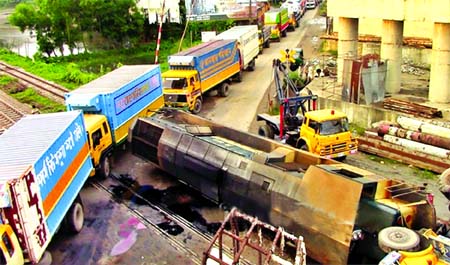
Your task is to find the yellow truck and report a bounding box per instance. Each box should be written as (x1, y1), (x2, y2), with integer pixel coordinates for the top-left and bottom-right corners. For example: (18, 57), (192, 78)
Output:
(257, 58), (357, 160)
(65, 65), (164, 178)
(162, 39), (241, 114)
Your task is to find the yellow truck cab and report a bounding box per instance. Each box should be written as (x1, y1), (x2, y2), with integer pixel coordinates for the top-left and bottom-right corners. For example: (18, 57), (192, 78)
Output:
(83, 114), (113, 178)
(299, 109), (358, 160)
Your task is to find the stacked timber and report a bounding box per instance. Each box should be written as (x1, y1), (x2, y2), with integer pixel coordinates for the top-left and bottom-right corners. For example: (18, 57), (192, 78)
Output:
(357, 116), (450, 173)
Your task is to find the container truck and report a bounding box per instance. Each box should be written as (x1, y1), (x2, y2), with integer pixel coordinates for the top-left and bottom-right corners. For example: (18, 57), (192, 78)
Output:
(0, 111), (93, 264)
(162, 39), (241, 114)
(65, 65), (164, 178)
(215, 25), (259, 71)
(129, 109), (437, 265)
(264, 8), (289, 41)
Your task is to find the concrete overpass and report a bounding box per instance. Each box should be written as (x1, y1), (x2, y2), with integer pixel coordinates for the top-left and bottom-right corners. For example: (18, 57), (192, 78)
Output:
(328, 0), (450, 103)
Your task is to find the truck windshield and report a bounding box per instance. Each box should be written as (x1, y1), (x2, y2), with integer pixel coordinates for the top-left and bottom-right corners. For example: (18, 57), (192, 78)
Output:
(318, 118), (349, 136)
(163, 78), (187, 89)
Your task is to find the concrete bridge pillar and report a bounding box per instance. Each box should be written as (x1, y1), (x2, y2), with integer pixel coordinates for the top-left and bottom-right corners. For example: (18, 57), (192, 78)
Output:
(380, 20), (404, 94)
(337, 17), (358, 84)
(429, 22), (450, 103)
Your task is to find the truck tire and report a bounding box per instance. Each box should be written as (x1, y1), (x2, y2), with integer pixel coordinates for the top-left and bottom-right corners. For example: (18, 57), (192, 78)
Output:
(334, 156), (347, 162)
(66, 198), (84, 233)
(234, 70), (243, 82)
(296, 141), (309, 152)
(99, 156), (111, 179)
(258, 124), (274, 139)
(218, 83), (230, 97)
(378, 226), (420, 253)
(192, 98), (202, 114)
(247, 59), (256, 71)
(264, 40), (270, 48)
(37, 251), (52, 265)
(281, 30), (287, 37)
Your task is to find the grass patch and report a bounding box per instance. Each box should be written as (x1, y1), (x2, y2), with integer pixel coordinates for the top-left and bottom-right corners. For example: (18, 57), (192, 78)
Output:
(10, 88), (66, 113)
(350, 123), (365, 136)
(367, 154), (398, 165)
(413, 169), (438, 181)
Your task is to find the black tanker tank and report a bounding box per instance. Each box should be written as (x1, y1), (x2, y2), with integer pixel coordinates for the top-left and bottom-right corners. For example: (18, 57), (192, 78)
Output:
(129, 109), (436, 264)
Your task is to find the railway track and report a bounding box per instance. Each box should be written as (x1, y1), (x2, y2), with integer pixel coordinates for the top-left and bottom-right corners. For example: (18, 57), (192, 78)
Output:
(91, 174), (254, 265)
(0, 96), (26, 134)
(0, 61), (68, 104)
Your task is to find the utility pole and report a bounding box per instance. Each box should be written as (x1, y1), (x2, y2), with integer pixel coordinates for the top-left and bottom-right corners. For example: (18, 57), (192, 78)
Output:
(155, 0), (166, 64)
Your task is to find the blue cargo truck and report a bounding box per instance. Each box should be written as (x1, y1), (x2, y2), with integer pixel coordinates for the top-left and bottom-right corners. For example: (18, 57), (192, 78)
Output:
(65, 65), (164, 178)
(0, 111), (93, 264)
(162, 39), (241, 114)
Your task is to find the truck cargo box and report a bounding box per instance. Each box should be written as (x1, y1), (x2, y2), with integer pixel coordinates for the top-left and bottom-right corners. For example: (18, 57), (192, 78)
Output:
(65, 65), (163, 144)
(215, 25), (259, 70)
(168, 39), (240, 85)
(0, 111), (92, 262)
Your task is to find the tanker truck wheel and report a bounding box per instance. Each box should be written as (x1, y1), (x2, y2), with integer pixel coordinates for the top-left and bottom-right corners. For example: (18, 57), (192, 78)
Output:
(378, 226), (420, 253)
(192, 98), (202, 114)
(66, 197), (84, 234)
(99, 156), (111, 179)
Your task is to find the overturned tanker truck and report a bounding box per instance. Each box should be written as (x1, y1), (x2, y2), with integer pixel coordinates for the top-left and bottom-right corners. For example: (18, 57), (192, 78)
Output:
(128, 109), (436, 264)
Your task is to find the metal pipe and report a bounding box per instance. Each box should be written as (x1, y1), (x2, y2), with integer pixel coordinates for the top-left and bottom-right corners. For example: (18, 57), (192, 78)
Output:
(378, 124), (450, 150)
(383, 134), (450, 159)
(397, 116), (450, 140)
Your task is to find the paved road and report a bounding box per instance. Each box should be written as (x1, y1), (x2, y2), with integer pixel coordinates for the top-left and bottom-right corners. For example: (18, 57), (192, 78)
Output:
(200, 8), (320, 131)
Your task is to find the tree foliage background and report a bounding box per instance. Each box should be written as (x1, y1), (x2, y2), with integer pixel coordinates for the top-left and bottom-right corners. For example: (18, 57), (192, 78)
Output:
(9, 0), (144, 56)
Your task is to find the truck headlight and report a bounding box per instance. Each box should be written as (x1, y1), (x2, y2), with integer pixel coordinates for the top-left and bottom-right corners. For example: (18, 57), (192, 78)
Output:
(352, 229), (364, 241)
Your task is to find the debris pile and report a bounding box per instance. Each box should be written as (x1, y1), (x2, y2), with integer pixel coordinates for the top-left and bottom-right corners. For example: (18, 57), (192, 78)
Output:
(357, 116), (450, 173)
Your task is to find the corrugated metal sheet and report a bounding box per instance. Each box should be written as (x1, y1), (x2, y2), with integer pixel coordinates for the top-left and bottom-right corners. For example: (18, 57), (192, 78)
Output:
(70, 65), (158, 94)
(0, 111), (81, 181)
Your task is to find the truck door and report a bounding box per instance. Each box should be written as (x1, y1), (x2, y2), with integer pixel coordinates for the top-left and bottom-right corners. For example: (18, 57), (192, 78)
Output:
(300, 117), (317, 149)
(90, 122), (111, 166)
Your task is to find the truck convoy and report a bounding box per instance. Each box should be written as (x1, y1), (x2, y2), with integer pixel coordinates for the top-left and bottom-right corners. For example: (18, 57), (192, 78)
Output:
(257, 58), (358, 160)
(162, 40), (241, 114)
(215, 25), (259, 72)
(129, 109), (436, 264)
(0, 111), (93, 264)
(264, 8), (290, 41)
(65, 65), (164, 178)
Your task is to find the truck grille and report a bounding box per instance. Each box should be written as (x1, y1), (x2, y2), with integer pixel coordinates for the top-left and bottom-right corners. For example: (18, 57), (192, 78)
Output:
(164, 94), (187, 103)
(320, 141), (357, 156)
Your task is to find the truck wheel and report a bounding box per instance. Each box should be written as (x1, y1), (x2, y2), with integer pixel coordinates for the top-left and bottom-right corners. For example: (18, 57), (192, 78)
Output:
(99, 156), (111, 179)
(218, 83), (230, 97)
(37, 251), (52, 265)
(258, 124), (274, 139)
(264, 40), (270, 48)
(247, 60), (256, 71)
(296, 141), (309, 152)
(334, 156), (347, 162)
(281, 30), (287, 37)
(378, 226), (420, 253)
(66, 199), (84, 233)
(234, 70), (243, 82)
(192, 98), (202, 114)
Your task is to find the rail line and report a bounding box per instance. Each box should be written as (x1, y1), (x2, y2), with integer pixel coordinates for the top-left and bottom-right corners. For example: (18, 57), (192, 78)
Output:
(0, 61), (68, 104)
(0, 96), (26, 134)
(91, 174), (253, 265)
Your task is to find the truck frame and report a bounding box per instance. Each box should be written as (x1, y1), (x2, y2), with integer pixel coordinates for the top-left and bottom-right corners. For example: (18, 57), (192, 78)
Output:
(129, 109), (436, 264)
(257, 58), (358, 160)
